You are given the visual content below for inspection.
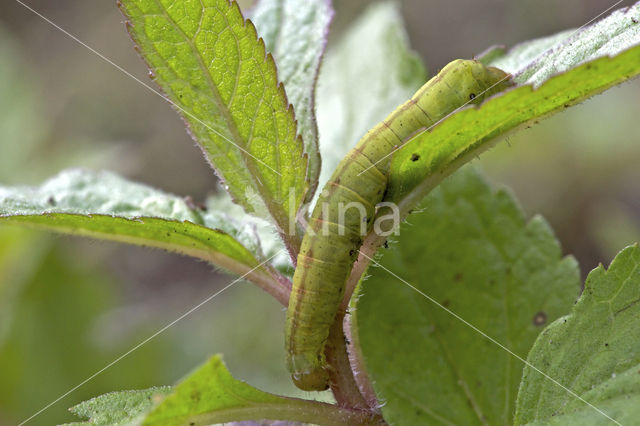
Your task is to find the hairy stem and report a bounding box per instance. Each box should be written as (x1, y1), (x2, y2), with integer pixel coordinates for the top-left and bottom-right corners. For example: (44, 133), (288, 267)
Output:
(332, 231), (387, 409)
(344, 313), (380, 409)
(185, 394), (385, 426)
(325, 311), (373, 412)
(341, 231), (387, 311)
(280, 229), (301, 267)
(249, 264), (292, 307)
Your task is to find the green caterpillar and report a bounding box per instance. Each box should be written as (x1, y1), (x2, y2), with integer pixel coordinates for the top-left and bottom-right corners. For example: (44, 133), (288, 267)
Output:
(286, 59), (514, 391)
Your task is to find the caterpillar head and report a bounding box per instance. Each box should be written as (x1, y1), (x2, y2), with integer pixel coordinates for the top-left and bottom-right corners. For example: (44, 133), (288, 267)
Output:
(467, 60), (515, 103)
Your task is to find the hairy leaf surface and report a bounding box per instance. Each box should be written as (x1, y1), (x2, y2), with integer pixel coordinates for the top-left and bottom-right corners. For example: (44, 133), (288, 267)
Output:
(68, 387), (172, 426)
(119, 0), (307, 240)
(491, 2), (640, 86)
(0, 170), (279, 297)
(353, 168), (580, 425)
(250, 0), (332, 200)
(388, 44), (640, 213)
(515, 245), (640, 425)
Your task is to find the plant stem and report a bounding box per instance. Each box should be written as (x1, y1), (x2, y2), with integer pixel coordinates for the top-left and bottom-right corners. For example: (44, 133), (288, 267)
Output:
(280, 230), (301, 267)
(184, 395), (385, 426)
(325, 311), (373, 412)
(344, 313), (380, 409)
(341, 231), (386, 312)
(334, 230), (388, 410)
(248, 266), (291, 307)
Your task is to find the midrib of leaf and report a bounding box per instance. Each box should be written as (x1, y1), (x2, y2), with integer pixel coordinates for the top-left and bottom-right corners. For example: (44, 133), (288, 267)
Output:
(401, 189), (536, 424)
(443, 192), (521, 424)
(408, 288), (487, 424)
(155, 0), (284, 222)
(472, 197), (514, 424)
(454, 194), (517, 423)
(386, 386), (457, 426)
(502, 271), (513, 424)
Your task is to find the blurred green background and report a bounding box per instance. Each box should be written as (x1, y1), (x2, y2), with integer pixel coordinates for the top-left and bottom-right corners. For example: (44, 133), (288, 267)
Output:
(0, 0), (639, 424)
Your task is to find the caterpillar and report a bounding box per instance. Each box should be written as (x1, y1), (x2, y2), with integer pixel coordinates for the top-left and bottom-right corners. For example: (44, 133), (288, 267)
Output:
(286, 59), (514, 391)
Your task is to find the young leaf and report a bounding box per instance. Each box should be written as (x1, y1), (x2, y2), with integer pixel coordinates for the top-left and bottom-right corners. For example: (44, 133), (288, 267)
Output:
(0, 170), (286, 303)
(387, 2), (640, 213)
(352, 167), (580, 425)
(491, 2), (640, 86)
(250, 0), (333, 201)
(481, 29), (575, 78)
(118, 0), (308, 245)
(140, 355), (382, 425)
(515, 245), (640, 425)
(388, 44), (640, 213)
(67, 387), (172, 426)
(315, 1), (426, 194)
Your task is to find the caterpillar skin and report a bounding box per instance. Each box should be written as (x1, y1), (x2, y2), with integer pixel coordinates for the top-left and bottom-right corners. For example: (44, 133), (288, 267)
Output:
(286, 59), (514, 391)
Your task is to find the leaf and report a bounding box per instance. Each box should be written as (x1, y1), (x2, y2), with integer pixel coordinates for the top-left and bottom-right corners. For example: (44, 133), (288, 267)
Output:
(67, 387), (172, 426)
(140, 355), (381, 425)
(118, 0), (307, 242)
(204, 191), (293, 275)
(250, 0), (333, 200)
(315, 0), (426, 195)
(388, 2), (640, 213)
(352, 167), (580, 425)
(388, 43), (640, 213)
(0, 170), (281, 299)
(491, 2), (640, 86)
(484, 29), (575, 79)
(515, 245), (640, 425)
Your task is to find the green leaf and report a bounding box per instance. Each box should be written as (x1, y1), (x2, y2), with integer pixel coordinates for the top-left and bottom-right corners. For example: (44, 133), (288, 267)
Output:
(141, 355), (381, 425)
(352, 168), (580, 425)
(388, 44), (640, 213)
(515, 245), (640, 425)
(250, 0), (333, 200)
(491, 3), (640, 86)
(67, 387), (172, 426)
(118, 0), (307, 241)
(0, 170), (280, 298)
(315, 0), (426, 194)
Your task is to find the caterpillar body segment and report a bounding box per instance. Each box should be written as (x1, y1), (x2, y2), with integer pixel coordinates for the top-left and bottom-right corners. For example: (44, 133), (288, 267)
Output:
(286, 59), (514, 391)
